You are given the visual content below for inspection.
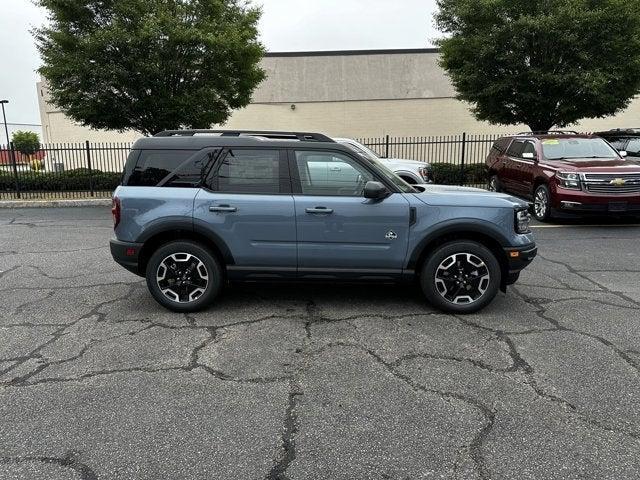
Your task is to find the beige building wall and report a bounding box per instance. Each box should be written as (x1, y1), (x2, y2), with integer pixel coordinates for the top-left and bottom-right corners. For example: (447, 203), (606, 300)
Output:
(37, 49), (640, 143)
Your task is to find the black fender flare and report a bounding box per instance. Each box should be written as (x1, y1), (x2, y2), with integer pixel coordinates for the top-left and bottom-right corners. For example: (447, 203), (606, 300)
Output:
(407, 219), (512, 271)
(137, 217), (235, 265)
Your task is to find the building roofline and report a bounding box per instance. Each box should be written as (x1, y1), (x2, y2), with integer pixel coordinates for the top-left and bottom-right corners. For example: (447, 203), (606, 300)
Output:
(265, 48), (439, 58)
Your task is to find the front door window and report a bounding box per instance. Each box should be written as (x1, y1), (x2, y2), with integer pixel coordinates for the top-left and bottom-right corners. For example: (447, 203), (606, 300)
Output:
(295, 151), (374, 196)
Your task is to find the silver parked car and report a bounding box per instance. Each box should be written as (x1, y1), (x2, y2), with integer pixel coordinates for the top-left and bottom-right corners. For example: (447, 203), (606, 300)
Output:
(335, 138), (432, 184)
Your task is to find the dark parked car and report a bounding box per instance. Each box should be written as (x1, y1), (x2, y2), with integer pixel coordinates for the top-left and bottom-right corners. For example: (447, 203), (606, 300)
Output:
(486, 132), (640, 221)
(595, 128), (640, 160)
(110, 129), (536, 314)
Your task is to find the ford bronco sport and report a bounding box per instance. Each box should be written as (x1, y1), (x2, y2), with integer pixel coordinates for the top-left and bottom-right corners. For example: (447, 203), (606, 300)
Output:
(110, 130), (536, 314)
(486, 131), (640, 221)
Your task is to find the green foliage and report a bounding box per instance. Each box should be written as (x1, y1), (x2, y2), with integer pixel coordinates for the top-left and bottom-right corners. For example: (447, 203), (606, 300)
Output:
(0, 169), (121, 192)
(35, 0), (266, 136)
(11, 131), (40, 155)
(430, 162), (488, 185)
(435, 0), (640, 131)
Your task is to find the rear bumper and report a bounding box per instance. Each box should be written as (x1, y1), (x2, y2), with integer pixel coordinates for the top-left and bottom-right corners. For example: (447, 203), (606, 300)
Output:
(110, 238), (143, 275)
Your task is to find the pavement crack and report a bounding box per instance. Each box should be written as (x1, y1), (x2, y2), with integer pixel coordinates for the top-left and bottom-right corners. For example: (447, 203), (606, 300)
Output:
(314, 342), (495, 480)
(266, 382), (302, 480)
(8, 366), (186, 387)
(512, 288), (640, 375)
(0, 265), (20, 280)
(0, 451), (98, 480)
(394, 352), (507, 375)
(537, 253), (640, 308)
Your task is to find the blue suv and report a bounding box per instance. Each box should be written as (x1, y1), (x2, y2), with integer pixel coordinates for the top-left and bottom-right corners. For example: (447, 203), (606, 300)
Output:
(110, 130), (536, 314)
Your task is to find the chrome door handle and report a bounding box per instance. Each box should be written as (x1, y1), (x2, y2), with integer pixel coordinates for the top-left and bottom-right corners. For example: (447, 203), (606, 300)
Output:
(209, 205), (237, 213)
(305, 207), (334, 214)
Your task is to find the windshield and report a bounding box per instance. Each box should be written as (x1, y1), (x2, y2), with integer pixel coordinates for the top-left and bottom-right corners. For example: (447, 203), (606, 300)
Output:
(541, 138), (620, 160)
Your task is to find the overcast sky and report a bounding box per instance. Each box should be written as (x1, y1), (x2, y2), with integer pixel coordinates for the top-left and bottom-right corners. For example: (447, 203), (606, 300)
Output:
(0, 0), (439, 132)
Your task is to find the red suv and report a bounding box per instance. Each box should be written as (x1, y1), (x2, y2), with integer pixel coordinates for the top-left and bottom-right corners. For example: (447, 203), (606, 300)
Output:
(486, 132), (640, 221)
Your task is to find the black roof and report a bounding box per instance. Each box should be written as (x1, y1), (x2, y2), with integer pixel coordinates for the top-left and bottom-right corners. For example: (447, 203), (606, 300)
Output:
(132, 130), (349, 151)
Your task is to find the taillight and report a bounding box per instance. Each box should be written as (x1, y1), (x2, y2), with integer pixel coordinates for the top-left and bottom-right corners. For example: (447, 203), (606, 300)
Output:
(112, 196), (121, 229)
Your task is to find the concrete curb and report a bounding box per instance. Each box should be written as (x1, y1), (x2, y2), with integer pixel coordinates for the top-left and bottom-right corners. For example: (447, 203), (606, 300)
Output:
(0, 198), (112, 209)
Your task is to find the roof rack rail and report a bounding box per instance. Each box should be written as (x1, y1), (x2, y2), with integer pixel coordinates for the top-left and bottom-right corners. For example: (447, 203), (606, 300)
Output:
(154, 129), (335, 142)
(603, 127), (640, 133)
(517, 130), (579, 135)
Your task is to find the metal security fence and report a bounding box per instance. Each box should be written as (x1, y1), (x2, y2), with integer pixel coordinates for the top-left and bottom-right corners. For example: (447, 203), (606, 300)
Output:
(0, 142), (131, 199)
(358, 133), (505, 187)
(0, 134), (506, 199)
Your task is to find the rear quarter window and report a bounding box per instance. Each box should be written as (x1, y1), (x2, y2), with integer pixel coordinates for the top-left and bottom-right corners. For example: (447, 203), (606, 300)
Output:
(124, 150), (201, 187)
(488, 138), (511, 160)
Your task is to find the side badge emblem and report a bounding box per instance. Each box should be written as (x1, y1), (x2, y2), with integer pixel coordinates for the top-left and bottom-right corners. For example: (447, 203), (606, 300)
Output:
(385, 231), (398, 240)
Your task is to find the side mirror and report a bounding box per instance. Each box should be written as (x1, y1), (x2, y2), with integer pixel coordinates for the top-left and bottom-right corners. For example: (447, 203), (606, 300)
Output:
(522, 152), (537, 160)
(363, 181), (389, 200)
(620, 150), (628, 158)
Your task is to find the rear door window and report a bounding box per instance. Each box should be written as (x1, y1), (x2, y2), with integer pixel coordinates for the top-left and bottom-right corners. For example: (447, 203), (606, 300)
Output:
(210, 149), (286, 194)
(506, 140), (525, 158)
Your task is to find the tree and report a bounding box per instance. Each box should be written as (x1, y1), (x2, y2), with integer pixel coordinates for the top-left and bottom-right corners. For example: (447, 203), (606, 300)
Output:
(12, 131), (43, 171)
(11, 131), (40, 156)
(34, 0), (266, 136)
(435, 0), (640, 132)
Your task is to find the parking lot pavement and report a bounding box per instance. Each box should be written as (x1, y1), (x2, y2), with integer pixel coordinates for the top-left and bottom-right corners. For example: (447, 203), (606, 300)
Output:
(0, 208), (639, 480)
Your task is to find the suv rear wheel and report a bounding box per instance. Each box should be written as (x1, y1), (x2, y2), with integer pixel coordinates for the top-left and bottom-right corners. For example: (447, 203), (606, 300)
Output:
(420, 241), (501, 314)
(533, 184), (552, 222)
(146, 240), (223, 312)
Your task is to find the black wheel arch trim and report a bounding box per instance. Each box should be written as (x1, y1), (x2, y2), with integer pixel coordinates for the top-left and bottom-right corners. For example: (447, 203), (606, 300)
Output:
(135, 217), (235, 267)
(406, 219), (514, 271)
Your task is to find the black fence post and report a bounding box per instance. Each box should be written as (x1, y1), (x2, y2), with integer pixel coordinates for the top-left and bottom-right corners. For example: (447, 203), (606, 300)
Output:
(385, 135), (390, 159)
(459, 132), (467, 186)
(9, 142), (21, 199)
(85, 140), (94, 197)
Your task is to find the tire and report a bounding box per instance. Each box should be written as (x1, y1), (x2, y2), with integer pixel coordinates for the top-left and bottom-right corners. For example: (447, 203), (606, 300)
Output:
(420, 241), (502, 314)
(145, 240), (223, 312)
(532, 184), (553, 222)
(488, 175), (501, 193)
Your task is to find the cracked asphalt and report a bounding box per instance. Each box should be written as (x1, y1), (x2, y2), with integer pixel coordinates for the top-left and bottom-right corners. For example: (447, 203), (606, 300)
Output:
(1, 207), (639, 480)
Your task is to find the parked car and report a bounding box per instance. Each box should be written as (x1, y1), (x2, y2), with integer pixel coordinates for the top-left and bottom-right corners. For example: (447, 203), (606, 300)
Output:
(110, 129), (536, 314)
(594, 128), (640, 160)
(334, 137), (433, 184)
(486, 131), (640, 221)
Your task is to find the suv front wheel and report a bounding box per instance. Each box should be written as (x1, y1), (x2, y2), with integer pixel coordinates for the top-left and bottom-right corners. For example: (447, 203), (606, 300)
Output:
(420, 241), (501, 314)
(533, 184), (552, 222)
(146, 240), (223, 312)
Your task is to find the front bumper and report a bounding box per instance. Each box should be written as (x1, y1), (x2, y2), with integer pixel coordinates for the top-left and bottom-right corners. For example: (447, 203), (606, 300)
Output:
(110, 238), (143, 275)
(552, 188), (640, 214)
(504, 244), (537, 284)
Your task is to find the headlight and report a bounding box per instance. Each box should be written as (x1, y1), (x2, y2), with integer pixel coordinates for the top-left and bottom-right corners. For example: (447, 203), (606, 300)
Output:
(515, 209), (531, 234)
(418, 166), (431, 181)
(556, 172), (581, 190)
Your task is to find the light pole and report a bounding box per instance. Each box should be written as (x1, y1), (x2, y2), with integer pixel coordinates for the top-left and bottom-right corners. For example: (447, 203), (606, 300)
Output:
(1, 100), (21, 198)
(0, 100), (9, 147)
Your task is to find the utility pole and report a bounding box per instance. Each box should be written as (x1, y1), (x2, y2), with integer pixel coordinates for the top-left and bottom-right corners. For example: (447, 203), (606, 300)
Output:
(1, 100), (21, 198)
